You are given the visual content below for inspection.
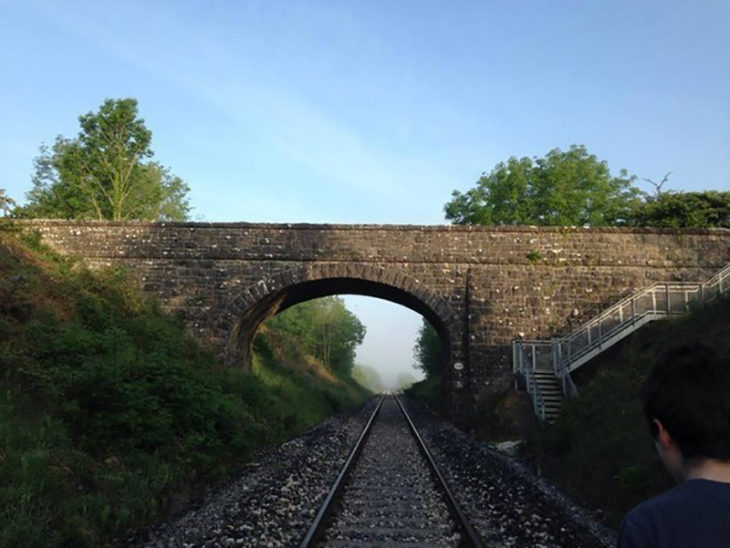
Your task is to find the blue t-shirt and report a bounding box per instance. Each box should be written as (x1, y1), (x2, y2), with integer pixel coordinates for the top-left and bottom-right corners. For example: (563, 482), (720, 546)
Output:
(618, 479), (730, 548)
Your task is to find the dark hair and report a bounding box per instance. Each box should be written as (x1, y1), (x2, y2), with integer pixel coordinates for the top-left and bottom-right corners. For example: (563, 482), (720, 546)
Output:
(641, 343), (730, 461)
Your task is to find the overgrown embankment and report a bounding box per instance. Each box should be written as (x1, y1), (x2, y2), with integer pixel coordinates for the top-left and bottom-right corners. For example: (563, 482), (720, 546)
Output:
(0, 227), (369, 547)
(528, 295), (730, 527)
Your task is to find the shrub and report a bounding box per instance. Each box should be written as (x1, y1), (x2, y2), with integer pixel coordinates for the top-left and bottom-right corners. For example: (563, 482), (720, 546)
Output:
(0, 232), (369, 545)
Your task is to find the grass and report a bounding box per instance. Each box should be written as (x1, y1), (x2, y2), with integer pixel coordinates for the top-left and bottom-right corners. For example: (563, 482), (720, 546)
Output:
(526, 294), (730, 526)
(252, 327), (371, 432)
(0, 226), (369, 546)
(404, 373), (443, 412)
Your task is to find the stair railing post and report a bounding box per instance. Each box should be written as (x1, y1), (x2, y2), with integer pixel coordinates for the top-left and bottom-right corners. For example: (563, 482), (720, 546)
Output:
(552, 337), (564, 396)
(631, 296), (636, 327)
(531, 344), (536, 372)
(666, 283), (671, 314)
(512, 340), (519, 390)
(568, 331), (573, 362)
(540, 397), (546, 422)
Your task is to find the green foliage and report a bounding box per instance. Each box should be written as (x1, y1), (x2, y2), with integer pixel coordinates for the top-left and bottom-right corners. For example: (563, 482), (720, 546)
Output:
(413, 319), (442, 378)
(351, 364), (384, 392)
(444, 145), (728, 230)
(626, 190), (730, 228)
(18, 98), (190, 221)
(264, 297), (366, 375)
(404, 373), (443, 412)
(444, 144), (643, 226)
(0, 232), (368, 546)
(530, 296), (730, 526)
(525, 250), (541, 263)
(0, 188), (16, 216)
(251, 336), (370, 430)
(394, 372), (417, 390)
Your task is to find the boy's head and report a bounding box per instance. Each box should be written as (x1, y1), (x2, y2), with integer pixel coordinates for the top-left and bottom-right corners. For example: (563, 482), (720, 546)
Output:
(641, 343), (730, 463)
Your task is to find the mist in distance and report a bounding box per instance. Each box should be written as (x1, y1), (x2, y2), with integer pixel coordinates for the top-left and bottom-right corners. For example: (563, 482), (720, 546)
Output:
(344, 296), (425, 390)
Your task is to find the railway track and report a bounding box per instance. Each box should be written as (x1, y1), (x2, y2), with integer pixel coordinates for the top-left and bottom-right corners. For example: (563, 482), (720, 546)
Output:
(301, 394), (483, 547)
(140, 394), (611, 546)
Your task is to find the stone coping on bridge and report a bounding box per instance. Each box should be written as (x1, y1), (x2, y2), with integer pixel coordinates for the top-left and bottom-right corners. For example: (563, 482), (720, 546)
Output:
(11, 218), (730, 235)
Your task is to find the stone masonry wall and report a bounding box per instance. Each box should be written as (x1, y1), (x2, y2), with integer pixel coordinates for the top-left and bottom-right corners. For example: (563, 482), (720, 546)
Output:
(16, 220), (730, 422)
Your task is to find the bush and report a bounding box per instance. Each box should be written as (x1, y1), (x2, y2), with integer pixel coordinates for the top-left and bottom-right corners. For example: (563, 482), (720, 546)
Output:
(404, 374), (444, 413)
(0, 232), (369, 546)
(528, 295), (730, 526)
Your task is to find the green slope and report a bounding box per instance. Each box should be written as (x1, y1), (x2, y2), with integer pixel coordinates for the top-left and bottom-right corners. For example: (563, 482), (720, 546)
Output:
(0, 227), (369, 546)
(530, 294), (730, 526)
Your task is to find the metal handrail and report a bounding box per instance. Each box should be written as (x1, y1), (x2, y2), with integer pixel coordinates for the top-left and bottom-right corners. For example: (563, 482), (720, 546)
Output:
(513, 262), (730, 400)
(513, 341), (551, 421)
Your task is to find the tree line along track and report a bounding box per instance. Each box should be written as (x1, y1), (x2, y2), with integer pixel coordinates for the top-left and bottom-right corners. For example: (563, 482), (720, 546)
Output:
(300, 394), (483, 547)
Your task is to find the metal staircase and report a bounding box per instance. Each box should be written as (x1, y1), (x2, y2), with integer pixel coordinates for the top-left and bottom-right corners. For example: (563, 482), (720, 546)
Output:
(531, 369), (563, 422)
(513, 262), (730, 422)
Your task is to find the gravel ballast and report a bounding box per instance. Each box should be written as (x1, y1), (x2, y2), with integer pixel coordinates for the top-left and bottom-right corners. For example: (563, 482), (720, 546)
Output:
(403, 398), (618, 547)
(133, 395), (617, 547)
(321, 396), (460, 546)
(135, 400), (378, 547)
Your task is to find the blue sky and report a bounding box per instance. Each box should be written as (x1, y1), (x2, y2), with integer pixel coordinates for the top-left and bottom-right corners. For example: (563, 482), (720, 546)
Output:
(1, 1), (728, 385)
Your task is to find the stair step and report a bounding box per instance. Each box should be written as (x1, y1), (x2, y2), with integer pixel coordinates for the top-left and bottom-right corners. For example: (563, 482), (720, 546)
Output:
(518, 263), (730, 424)
(527, 368), (565, 422)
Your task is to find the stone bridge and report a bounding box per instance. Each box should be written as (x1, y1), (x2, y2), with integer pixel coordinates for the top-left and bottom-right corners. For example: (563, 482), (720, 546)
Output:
(20, 220), (730, 423)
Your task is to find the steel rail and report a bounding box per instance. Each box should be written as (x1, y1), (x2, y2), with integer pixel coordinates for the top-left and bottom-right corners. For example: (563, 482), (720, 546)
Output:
(299, 394), (385, 548)
(394, 394), (484, 548)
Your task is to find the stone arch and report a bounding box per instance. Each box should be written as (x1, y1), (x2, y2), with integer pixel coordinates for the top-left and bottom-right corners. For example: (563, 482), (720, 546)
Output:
(212, 263), (463, 372)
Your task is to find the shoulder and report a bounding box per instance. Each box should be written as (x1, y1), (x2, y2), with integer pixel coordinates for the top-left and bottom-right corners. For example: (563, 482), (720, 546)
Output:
(618, 480), (730, 548)
(617, 487), (679, 548)
(624, 482), (689, 521)
(617, 512), (651, 548)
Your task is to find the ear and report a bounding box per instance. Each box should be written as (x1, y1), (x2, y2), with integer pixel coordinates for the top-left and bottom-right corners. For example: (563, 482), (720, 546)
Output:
(652, 418), (687, 482)
(653, 419), (675, 450)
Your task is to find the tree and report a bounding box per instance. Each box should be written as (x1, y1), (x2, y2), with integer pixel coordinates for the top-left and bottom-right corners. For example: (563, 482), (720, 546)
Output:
(444, 145), (643, 226)
(413, 319), (442, 378)
(262, 296), (366, 375)
(642, 171), (672, 197)
(351, 364), (384, 392)
(626, 191), (730, 228)
(20, 98), (190, 221)
(0, 188), (16, 216)
(395, 372), (417, 390)
(312, 297), (366, 374)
